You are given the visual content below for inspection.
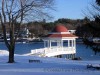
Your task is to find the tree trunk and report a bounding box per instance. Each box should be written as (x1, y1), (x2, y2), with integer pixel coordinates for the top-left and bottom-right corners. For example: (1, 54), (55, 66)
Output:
(8, 48), (15, 63)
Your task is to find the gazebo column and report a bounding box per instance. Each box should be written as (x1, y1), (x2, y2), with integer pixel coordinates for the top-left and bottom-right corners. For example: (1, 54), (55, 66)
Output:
(44, 41), (46, 54)
(57, 41), (60, 47)
(49, 40), (51, 51)
(57, 40), (59, 51)
(47, 40), (50, 50)
(72, 39), (74, 49)
(61, 40), (63, 51)
(73, 39), (76, 49)
(71, 39), (75, 50)
(57, 40), (61, 51)
(68, 40), (70, 50)
(74, 39), (76, 52)
(73, 39), (76, 58)
(72, 40), (74, 47)
(44, 41), (46, 48)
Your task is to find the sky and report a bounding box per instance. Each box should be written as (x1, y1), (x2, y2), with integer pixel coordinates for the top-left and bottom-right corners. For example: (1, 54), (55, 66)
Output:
(51, 0), (94, 21)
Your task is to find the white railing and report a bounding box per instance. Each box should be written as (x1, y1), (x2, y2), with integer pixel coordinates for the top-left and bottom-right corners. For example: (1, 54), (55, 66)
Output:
(31, 47), (76, 57)
(31, 48), (44, 54)
(44, 47), (75, 54)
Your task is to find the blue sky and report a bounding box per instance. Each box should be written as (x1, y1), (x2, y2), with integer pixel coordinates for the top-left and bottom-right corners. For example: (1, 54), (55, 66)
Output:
(51, 0), (94, 21)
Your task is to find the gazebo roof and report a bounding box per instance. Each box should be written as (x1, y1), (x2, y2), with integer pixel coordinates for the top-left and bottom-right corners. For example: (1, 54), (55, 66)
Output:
(52, 25), (68, 32)
(45, 24), (77, 38)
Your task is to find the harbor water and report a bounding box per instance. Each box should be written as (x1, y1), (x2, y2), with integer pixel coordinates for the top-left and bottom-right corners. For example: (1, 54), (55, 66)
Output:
(0, 42), (100, 60)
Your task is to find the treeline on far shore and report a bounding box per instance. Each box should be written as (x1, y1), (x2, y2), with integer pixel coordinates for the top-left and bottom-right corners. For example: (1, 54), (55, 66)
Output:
(1, 18), (90, 37)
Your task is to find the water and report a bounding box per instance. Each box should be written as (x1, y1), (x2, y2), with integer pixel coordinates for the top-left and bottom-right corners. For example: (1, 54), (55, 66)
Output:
(0, 42), (44, 54)
(0, 42), (100, 60)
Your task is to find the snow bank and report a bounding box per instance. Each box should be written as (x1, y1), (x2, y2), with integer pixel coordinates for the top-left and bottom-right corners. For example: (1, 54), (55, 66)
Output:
(0, 50), (9, 55)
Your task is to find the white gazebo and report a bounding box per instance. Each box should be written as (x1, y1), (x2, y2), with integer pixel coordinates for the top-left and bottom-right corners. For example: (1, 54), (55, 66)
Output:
(43, 24), (78, 58)
(31, 24), (78, 58)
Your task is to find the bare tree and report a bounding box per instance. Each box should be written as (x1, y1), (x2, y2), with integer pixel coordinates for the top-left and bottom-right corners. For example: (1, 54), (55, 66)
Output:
(0, 0), (54, 63)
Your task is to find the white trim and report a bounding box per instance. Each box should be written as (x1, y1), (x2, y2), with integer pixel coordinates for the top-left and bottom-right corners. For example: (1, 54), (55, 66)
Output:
(43, 37), (77, 41)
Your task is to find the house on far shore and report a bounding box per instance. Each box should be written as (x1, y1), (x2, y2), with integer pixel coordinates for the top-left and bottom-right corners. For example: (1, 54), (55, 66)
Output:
(93, 38), (100, 43)
(31, 24), (78, 59)
(68, 30), (76, 34)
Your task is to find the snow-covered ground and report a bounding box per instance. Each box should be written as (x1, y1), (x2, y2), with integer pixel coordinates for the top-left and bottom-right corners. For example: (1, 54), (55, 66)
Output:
(0, 52), (100, 75)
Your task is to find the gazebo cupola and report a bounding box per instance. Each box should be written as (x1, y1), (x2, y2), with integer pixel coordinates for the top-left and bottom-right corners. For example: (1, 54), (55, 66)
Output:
(43, 24), (78, 58)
